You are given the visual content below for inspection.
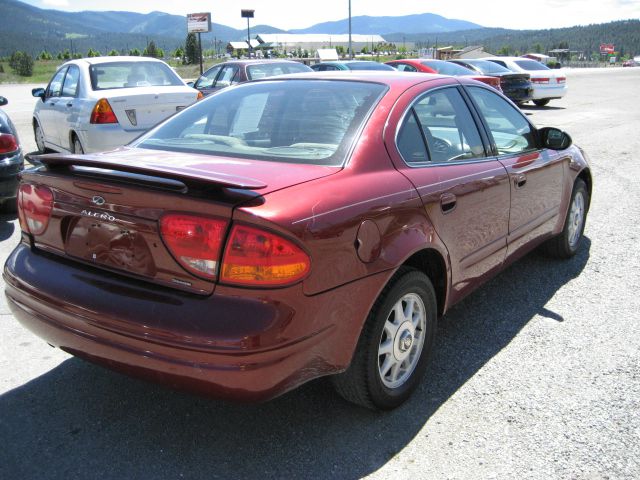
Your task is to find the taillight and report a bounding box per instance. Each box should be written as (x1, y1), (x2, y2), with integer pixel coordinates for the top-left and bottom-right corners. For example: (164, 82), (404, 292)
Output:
(221, 224), (311, 287)
(531, 77), (550, 84)
(90, 98), (118, 124)
(160, 214), (228, 279)
(18, 184), (54, 235)
(0, 133), (19, 154)
(557, 77), (566, 84)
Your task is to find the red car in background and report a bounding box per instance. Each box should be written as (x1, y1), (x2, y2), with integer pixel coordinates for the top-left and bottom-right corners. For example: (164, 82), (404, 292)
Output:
(386, 59), (503, 92)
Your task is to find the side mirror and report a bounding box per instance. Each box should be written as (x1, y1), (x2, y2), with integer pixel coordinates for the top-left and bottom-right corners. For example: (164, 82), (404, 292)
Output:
(32, 88), (46, 100)
(186, 81), (195, 88)
(539, 127), (572, 150)
(0, 96), (7, 107)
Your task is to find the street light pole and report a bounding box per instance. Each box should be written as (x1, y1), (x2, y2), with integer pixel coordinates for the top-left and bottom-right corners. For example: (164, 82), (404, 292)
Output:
(348, 0), (352, 59)
(241, 9), (255, 58)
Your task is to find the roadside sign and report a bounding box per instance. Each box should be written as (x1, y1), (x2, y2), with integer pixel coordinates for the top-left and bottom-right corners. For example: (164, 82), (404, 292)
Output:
(187, 12), (211, 33)
(600, 43), (615, 54)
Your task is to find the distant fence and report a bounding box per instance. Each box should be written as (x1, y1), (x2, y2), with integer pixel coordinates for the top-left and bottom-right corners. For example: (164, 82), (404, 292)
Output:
(563, 61), (614, 68)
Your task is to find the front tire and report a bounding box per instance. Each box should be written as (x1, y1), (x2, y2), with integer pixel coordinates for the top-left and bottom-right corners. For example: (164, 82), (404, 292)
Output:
(72, 135), (84, 154)
(332, 268), (437, 410)
(543, 179), (589, 258)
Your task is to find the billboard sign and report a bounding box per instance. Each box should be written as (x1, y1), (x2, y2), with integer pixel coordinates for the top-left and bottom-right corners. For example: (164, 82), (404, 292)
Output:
(600, 43), (615, 54)
(187, 13), (211, 33)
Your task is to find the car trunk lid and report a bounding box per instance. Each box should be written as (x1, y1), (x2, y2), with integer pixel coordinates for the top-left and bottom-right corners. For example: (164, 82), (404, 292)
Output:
(102, 87), (198, 131)
(22, 148), (338, 295)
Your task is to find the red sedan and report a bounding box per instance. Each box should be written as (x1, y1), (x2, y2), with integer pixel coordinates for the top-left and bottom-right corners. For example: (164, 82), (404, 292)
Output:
(5, 72), (592, 410)
(387, 58), (503, 92)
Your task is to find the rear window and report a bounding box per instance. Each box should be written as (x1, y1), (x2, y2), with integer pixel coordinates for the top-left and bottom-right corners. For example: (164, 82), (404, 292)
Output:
(134, 80), (387, 166)
(89, 61), (184, 90)
(422, 61), (474, 76)
(467, 60), (512, 74)
(514, 60), (549, 71)
(346, 62), (394, 71)
(246, 62), (311, 80)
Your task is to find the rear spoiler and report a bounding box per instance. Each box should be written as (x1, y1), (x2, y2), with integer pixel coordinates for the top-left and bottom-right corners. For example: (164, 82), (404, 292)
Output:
(33, 152), (267, 190)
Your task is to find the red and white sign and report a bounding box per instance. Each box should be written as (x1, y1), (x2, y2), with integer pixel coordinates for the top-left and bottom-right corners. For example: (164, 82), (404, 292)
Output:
(600, 44), (615, 54)
(187, 13), (211, 33)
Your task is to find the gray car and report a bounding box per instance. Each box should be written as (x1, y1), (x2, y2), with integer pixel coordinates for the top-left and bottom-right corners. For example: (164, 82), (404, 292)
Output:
(0, 95), (24, 211)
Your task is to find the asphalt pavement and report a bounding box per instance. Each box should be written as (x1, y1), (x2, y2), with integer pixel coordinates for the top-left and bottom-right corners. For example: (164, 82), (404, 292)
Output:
(0, 68), (639, 479)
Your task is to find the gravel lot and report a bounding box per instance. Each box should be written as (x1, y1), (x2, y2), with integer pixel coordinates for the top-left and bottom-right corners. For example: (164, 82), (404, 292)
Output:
(1, 68), (639, 479)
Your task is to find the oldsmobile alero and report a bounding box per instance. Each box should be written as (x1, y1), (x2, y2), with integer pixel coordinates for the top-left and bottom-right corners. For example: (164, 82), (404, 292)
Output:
(4, 72), (592, 409)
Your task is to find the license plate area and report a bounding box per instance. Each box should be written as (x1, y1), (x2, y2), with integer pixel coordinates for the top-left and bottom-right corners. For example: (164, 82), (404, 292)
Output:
(65, 216), (157, 277)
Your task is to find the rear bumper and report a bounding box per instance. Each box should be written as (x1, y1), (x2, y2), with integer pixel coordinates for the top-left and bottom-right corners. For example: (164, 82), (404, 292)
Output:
(0, 151), (24, 201)
(4, 242), (385, 401)
(531, 83), (568, 100)
(78, 125), (146, 154)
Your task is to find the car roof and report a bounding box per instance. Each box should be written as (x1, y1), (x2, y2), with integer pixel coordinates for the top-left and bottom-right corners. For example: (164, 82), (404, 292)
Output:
(64, 56), (169, 66)
(251, 70), (449, 88)
(214, 59), (306, 66)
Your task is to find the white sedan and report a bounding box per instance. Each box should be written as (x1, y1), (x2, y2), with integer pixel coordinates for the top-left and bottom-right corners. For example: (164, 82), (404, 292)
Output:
(482, 56), (567, 107)
(31, 56), (202, 154)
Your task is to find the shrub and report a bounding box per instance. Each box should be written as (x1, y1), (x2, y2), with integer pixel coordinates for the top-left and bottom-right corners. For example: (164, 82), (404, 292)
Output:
(9, 51), (34, 76)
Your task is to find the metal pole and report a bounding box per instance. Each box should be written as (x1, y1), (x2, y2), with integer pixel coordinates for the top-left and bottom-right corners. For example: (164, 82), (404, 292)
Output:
(198, 32), (203, 75)
(348, 0), (352, 59)
(247, 17), (251, 58)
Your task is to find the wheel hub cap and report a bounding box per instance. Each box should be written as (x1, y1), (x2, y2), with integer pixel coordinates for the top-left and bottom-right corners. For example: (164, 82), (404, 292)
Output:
(399, 331), (413, 352)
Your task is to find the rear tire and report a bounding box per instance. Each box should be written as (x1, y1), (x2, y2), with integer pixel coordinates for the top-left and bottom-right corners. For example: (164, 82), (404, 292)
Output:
(34, 121), (46, 153)
(533, 99), (550, 107)
(72, 135), (84, 154)
(543, 179), (589, 258)
(332, 267), (437, 410)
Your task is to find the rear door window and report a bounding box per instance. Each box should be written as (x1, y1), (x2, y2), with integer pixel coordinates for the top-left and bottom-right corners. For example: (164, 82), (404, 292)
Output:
(46, 67), (67, 98)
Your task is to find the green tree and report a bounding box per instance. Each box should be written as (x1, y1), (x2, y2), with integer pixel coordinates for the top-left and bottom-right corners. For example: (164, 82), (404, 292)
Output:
(38, 50), (53, 60)
(184, 33), (199, 65)
(143, 41), (159, 58)
(129, 48), (141, 56)
(86, 48), (101, 58)
(108, 49), (119, 56)
(173, 46), (184, 59)
(533, 43), (543, 53)
(9, 51), (34, 76)
(62, 49), (71, 60)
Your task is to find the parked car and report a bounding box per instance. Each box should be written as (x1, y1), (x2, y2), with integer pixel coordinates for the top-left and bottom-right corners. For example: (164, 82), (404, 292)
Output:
(622, 59), (639, 67)
(0, 96), (24, 211)
(31, 56), (202, 154)
(386, 59), (502, 92)
(449, 58), (534, 105)
(5, 73), (592, 410)
(192, 60), (312, 96)
(310, 61), (395, 71)
(483, 56), (567, 106)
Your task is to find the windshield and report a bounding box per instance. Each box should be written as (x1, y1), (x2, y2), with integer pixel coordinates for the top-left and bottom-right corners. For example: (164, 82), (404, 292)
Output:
(422, 61), (475, 76)
(246, 62), (311, 80)
(134, 80), (387, 166)
(465, 60), (512, 74)
(89, 61), (184, 90)
(514, 60), (550, 71)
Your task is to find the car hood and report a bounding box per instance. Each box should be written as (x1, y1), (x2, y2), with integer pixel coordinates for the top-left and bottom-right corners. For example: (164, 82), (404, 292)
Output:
(34, 147), (340, 195)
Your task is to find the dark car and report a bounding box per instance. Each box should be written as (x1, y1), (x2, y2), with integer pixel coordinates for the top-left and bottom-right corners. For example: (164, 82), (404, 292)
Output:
(0, 96), (25, 211)
(192, 60), (312, 96)
(386, 58), (503, 91)
(449, 59), (534, 105)
(5, 73), (592, 410)
(310, 61), (395, 71)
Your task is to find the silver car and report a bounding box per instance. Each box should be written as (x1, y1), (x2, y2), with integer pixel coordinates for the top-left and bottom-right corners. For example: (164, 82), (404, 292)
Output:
(32, 56), (201, 154)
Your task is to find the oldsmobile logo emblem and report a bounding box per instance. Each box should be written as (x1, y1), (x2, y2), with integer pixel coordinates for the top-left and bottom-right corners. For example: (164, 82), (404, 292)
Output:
(91, 195), (106, 206)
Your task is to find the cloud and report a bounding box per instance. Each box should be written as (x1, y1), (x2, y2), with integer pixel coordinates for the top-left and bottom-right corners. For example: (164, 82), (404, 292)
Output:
(42, 0), (70, 6)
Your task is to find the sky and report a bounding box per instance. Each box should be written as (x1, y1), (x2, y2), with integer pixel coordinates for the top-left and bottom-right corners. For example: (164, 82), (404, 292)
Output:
(21, 0), (640, 31)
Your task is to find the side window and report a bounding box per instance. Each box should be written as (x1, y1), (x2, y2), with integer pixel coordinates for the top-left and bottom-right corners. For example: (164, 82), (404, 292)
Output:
(491, 60), (507, 68)
(409, 87), (485, 163)
(46, 67), (67, 98)
(195, 65), (222, 89)
(397, 111), (428, 163)
(61, 65), (80, 97)
(396, 63), (417, 72)
(215, 66), (239, 88)
(467, 86), (537, 155)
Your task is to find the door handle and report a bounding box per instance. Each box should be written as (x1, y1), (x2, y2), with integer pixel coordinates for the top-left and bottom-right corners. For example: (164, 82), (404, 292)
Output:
(66, 102), (73, 107)
(514, 173), (527, 188)
(440, 193), (457, 214)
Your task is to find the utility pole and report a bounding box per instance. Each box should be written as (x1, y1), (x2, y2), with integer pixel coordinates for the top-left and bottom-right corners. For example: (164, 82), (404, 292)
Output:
(348, 0), (353, 59)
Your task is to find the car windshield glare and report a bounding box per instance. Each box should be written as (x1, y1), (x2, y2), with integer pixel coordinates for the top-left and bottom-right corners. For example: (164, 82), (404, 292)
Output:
(246, 63), (311, 80)
(514, 59), (550, 71)
(134, 80), (387, 166)
(89, 62), (184, 90)
(424, 61), (474, 76)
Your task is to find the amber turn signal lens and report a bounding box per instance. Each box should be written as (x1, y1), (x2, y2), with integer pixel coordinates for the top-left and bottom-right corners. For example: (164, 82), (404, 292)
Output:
(90, 98), (118, 124)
